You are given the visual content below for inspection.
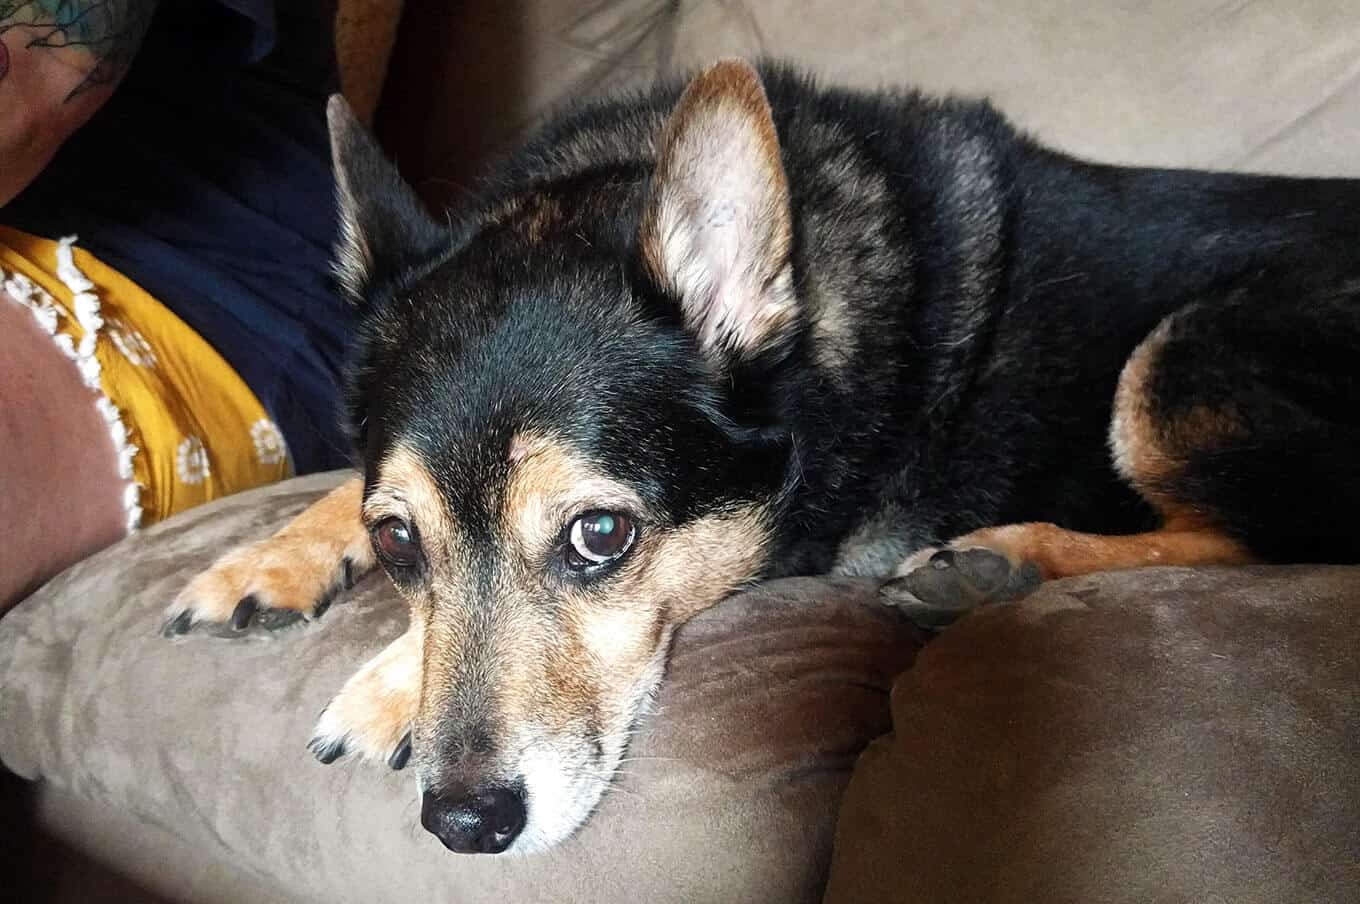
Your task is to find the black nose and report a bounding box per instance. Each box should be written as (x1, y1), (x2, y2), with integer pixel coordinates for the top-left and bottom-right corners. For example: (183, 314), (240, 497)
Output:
(420, 785), (527, 854)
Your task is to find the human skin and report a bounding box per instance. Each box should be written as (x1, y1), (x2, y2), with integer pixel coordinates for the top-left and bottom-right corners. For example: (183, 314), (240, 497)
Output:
(0, 288), (125, 609)
(0, 2), (159, 607)
(0, 2), (156, 205)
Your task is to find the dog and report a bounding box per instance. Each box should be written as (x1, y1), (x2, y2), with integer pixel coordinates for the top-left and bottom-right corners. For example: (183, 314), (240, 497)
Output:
(163, 59), (1360, 854)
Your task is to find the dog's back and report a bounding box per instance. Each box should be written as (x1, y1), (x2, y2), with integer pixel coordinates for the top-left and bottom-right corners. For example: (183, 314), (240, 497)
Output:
(472, 62), (1360, 576)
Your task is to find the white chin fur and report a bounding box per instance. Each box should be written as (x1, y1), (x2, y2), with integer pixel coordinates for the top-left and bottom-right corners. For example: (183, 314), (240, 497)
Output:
(504, 633), (671, 853)
(512, 743), (615, 854)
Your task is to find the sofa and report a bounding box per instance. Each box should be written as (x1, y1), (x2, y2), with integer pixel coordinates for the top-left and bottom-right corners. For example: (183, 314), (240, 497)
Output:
(4, 2), (1360, 902)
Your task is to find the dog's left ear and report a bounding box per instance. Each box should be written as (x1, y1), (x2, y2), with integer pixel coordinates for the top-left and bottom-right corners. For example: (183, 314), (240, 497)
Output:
(640, 60), (796, 363)
(328, 95), (447, 302)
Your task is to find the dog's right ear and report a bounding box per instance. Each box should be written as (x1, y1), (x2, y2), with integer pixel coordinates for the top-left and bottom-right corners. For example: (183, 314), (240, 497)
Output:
(328, 95), (446, 302)
(640, 60), (796, 366)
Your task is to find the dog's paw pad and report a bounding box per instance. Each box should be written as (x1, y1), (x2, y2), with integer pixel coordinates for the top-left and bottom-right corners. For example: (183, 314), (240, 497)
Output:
(253, 604), (310, 632)
(881, 547), (1040, 629)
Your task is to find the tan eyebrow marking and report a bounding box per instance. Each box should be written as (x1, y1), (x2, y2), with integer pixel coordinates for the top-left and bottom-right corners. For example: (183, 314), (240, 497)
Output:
(503, 432), (647, 555)
(364, 444), (454, 560)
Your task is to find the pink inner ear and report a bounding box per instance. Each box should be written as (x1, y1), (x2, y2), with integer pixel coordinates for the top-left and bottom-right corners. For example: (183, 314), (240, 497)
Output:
(509, 436), (530, 463)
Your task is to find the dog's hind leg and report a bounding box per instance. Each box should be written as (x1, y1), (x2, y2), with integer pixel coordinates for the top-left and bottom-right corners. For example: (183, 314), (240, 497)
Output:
(164, 476), (376, 636)
(309, 619), (421, 768)
(884, 292), (1360, 627)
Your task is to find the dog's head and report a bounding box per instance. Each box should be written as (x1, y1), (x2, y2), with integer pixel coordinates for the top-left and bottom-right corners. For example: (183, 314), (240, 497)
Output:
(328, 60), (799, 853)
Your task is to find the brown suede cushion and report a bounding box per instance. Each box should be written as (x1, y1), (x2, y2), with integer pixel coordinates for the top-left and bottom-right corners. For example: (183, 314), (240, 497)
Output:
(825, 565), (1360, 904)
(0, 472), (922, 904)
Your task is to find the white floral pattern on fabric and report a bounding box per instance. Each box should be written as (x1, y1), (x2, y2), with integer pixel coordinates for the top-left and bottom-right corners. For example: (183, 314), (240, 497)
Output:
(176, 435), (211, 484)
(4, 246), (144, 532)
(106, 317), (158, 367)
(249, 419), (288, 466)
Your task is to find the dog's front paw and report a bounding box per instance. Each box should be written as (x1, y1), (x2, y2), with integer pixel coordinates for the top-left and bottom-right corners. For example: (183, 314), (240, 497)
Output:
(163, 478), (372, 638)
(309, 626), (421, 769)
(164, 540), (368, 637)
(880, 544), (1041, 630)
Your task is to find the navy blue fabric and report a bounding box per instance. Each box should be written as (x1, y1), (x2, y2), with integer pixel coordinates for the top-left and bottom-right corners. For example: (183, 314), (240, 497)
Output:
(2, 0), (355, 473)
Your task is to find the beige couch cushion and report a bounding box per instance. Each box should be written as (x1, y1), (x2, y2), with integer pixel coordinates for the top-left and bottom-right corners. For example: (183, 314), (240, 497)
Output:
(382, 0), (1360, 208)
(0, 472), (921, 904)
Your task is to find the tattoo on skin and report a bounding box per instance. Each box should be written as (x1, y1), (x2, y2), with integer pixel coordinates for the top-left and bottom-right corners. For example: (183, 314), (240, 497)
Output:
(0, 1), (157, 98)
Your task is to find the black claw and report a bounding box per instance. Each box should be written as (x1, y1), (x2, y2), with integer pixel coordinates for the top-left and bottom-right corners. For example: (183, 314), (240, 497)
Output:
(388, 732), (413, 770)
(230, 596), (259, 631)
(162, 610), (194, 637)
(309, 736), (347, 764)
(256, 607), (306, 631)
(341, 557), (356, 590)
(312, 591), (334, 620)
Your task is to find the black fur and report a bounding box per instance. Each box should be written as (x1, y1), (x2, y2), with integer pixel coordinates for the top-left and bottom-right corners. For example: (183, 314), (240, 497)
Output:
(340, 62), (1360, 578)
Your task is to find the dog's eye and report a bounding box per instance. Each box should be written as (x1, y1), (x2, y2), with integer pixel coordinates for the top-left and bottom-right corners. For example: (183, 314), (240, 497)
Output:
(566, 511), (636, 571)
(373, 517), (419, 568)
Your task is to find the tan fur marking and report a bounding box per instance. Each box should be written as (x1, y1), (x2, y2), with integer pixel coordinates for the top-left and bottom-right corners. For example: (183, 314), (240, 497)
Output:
(491, 434), (655, 732)
(503, 433), (647, 557)
(1112, 316), (1247, 500)
(1111, 318), (1172, 485)
(534, 502), (771, 732)
(520, 197), (562, 243)
(898, 311), (1259, 594)
(365, 445), (453, 568)
(412, 596), (477, 746)
(481, 195), (523, 228)
(480, 195), (564, 244)
(421, 432), (769, 739)
(170, 477), (373, 622)
(634, 504), (772, 622)
(365, 445), (473, 747)
(947, 521), (1255, 581)
(504, 433), (769, 621)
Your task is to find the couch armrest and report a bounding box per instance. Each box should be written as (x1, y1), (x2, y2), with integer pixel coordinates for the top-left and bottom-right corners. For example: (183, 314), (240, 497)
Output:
(825, 565), (1360, 904)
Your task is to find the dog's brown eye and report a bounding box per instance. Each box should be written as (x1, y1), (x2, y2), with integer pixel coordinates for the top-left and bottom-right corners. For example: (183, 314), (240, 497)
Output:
(373, 517), (419, 568)
(567, 511), (635, 570)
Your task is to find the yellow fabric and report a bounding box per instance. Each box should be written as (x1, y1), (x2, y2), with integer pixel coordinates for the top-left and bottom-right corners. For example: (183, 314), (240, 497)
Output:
(0, 226), (291, 528)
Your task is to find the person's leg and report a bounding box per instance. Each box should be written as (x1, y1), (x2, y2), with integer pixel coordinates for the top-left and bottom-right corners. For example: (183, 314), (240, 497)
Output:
(0, 293), (125, 610)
